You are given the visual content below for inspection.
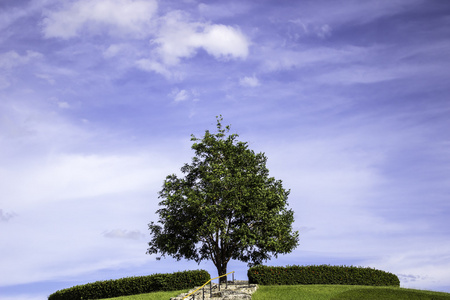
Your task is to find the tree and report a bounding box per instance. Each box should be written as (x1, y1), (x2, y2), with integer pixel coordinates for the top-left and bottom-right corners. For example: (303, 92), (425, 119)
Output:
(147, 116), (299, 282)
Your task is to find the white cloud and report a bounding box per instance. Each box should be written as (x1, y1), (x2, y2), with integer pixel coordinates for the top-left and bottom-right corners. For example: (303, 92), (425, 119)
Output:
(0, 99), (88, 152)
(41, 2), (249, 79)
(288, 19), (332, 39)
(136, 59), (168, 76)
(35, 73), (56, 85)
(0, 150), (183, 286)
(0, 51), (43, 70)
(0, 99), (191, 287)
(0, 153), (164, 209)
(0, 146), (180, 285)
(57, 101), (71, 109)
(239, 75), (260, 87)
(0, 209), (17, 222)
(103, 229), (145, 240)
(260, 45), (373, 72)
(167, 88), (200, 102)
(103, 43), (130, 58)
(153, 11), (249, 66)
(0, 50), (43, 89)
(314, 65), (397, 85)
(315, 60), (441, 86)
(135, 58), (183, 80)
(169, 88), (189, 102)
(136, 10), (250, 78)
(365, 241), (450, 291)
(199, 24), (249, 59)
(103, 43), (141, 61)
(42, 0), (158, 39)
(316, 24), (331, 38)
(174, 89), (188, 101)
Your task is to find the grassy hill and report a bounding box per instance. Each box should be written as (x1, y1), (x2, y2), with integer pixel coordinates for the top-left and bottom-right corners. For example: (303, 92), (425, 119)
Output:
(252, 285), (450, 300)
(101, 289), (189, 299)
(103, 285), (450, 300)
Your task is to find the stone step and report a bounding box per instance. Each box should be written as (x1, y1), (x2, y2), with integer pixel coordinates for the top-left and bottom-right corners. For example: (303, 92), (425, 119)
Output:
(171, 281), (258, 300)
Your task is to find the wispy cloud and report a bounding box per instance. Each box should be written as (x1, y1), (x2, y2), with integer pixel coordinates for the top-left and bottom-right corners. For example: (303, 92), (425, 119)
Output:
(259, 45), (375, 73)
(0, 50), (43, 89)
(169, 88), (189, 102)
(0, 51), (43, 70)
(293, 0), (424, 28)
(239, 75), (260, 87)
(41, 0), (158, 39)
(0, 209), (17, 222)
(103, 229), (145, 240)
(40, 0), (250, 80)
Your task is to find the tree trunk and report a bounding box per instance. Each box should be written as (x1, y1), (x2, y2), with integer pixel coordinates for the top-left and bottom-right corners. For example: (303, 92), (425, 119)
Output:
(216, 262), (228, 284)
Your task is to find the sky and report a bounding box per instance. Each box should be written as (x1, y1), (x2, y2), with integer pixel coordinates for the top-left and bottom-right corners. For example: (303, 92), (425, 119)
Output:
(1, 0), (449, 299)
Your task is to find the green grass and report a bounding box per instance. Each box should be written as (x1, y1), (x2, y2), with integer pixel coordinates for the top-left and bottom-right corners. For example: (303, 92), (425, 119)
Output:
(251, 285), (450, 300)
(101, 285), (450, 300)
(331, 287), (450, 300)
(102, 289), (189, 300)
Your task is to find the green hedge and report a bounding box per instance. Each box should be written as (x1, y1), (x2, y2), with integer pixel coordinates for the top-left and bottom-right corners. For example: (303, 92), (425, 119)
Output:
(48, 269), (210, 300)
(248, 265), (400, 287)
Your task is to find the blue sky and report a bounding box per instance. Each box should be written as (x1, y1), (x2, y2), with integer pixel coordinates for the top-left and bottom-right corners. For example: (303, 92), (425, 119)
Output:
(1, 0), (450, 299)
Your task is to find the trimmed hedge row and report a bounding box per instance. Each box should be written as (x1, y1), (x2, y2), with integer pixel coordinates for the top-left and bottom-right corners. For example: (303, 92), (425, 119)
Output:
(48, 269), (210, 300)
(248, 265), (400, 287)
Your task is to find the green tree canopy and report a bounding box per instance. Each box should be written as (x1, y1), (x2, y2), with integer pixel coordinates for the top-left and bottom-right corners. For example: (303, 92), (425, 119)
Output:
(147, 116), (299, 281)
